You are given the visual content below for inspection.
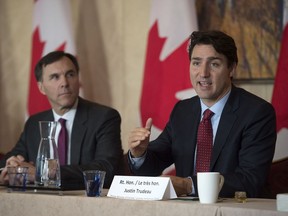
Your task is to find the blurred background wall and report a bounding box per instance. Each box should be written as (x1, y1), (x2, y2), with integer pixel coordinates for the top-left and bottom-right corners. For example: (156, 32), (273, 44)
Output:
(0, 0), (275, 154)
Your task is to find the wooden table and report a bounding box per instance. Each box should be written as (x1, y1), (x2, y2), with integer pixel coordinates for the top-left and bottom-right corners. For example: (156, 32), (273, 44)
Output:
(0, 187), (286, 216)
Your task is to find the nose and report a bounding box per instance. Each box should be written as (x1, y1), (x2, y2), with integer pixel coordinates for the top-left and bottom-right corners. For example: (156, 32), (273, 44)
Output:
(199, 63), (210, 78)
(60, 75), (69, 87)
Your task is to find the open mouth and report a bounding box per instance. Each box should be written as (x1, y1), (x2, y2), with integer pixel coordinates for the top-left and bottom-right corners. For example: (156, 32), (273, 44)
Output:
(198, 81), (212, 87)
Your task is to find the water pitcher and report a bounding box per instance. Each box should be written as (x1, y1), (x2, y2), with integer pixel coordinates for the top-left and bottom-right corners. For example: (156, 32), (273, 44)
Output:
(35, 121), (61, 187)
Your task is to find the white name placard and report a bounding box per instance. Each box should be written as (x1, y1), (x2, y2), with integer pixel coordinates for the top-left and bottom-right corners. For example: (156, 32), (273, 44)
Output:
(107, 175), (177, 200)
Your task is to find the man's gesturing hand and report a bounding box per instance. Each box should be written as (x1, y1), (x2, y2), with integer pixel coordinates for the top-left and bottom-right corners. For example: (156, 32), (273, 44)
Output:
(128, 118), (153, 158)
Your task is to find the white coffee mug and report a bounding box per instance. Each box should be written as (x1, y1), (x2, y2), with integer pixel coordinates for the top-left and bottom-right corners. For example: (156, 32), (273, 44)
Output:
(197, 172), (224, 204)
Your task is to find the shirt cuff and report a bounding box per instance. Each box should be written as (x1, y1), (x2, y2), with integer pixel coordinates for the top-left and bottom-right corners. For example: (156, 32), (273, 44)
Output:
(187, 176), (195, 195)
(128, 150), (147, 170)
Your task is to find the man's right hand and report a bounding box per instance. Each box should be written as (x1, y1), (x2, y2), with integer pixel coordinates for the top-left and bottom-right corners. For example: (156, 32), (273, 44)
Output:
(128, 118), (153, 158)
(0, 155), (25, 184)
(0, 155), (36, 184)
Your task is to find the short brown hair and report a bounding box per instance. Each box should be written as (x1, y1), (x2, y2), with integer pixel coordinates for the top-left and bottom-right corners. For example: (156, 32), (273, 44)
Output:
(188, 30), (238, 68)
(34, 51), (79, 82)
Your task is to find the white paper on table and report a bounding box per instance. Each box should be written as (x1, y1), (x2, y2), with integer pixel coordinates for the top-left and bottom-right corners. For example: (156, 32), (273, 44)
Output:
(107, 175), (177, 200)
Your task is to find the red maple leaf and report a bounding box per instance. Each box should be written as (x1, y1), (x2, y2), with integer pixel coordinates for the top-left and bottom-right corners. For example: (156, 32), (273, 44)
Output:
(272, 25), (288, 132)
(28, 27), (66, 115)
(140, 21), (192, 129)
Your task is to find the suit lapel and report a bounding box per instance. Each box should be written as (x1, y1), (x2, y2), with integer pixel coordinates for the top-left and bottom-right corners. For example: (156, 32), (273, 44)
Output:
(189, 99), (201, 167)
(180, 98), (201, 176)
(42, 111), (54, 120)
(70, 98), (88, 164)
(211, 87), (239, 169)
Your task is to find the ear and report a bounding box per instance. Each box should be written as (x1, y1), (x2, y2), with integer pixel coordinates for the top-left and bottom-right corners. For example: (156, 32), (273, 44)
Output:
(37, 82), (46, 95)
(229, 64), (236, 78)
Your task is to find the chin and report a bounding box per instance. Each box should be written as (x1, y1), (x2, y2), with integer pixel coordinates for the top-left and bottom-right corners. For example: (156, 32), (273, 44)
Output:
(61, 100), (76, 108)
(198, 93), (213, 100)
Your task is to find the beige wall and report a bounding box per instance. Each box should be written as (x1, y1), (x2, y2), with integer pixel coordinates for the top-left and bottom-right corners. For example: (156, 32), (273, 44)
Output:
(0, 0), (273, 154)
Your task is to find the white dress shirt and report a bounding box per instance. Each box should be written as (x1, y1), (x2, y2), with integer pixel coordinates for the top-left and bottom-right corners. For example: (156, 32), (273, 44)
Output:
(52, 99), (78, 165)
(129, 90), (231, 195)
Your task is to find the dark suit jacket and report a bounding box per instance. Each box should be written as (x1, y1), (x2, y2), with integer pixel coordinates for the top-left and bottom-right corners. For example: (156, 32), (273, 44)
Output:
(0, 97), (123, 188)
(131, 86), (276, 198)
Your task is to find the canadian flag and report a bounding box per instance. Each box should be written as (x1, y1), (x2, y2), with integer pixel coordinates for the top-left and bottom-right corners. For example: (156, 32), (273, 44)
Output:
(28, 0), (76, 116)
(141, 0), (198, 137)
(271, 6), (288, 161)
(140, 0), (198, 173)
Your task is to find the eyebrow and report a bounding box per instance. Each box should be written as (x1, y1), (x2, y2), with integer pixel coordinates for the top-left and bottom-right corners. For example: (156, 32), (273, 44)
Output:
(48, 72), (59, 77)
(65, 69), (76, 74)
(49, 69), (75, 76)
(191, 56), (223, 61)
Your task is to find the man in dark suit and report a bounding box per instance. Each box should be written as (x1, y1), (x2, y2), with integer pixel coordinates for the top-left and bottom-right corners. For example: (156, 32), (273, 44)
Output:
(128, 30), (276, 198)
(0, 51), (123, 188)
